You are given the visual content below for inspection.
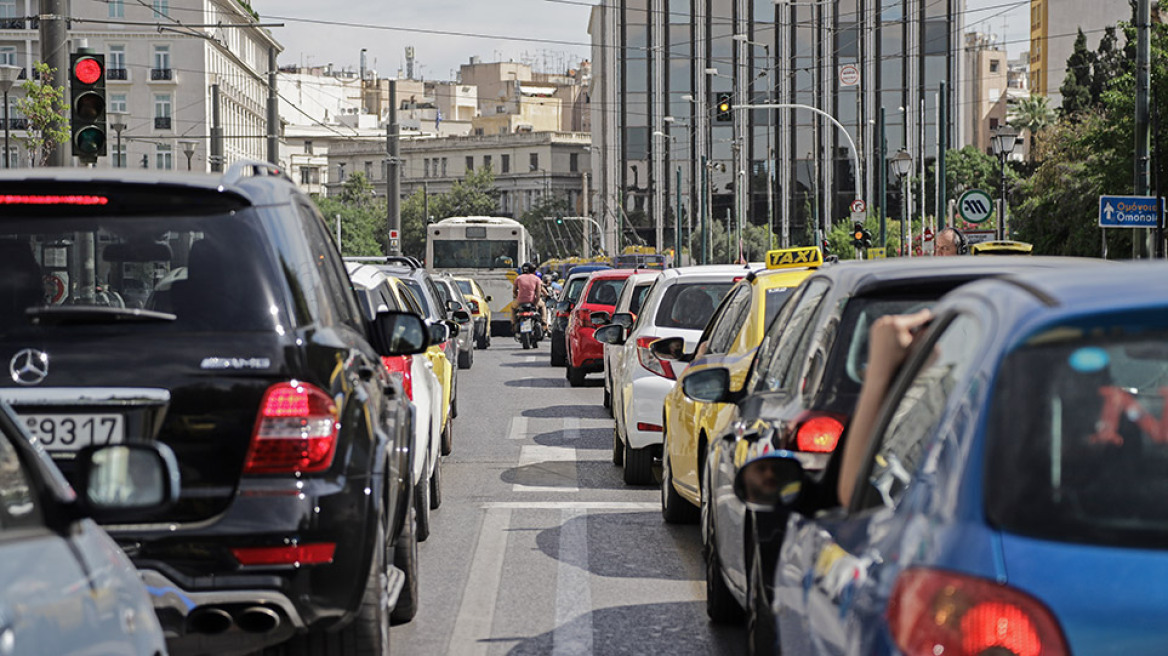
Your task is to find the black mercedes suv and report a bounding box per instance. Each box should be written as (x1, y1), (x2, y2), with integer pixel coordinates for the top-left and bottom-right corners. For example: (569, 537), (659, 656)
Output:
(0, 163), (424, 655)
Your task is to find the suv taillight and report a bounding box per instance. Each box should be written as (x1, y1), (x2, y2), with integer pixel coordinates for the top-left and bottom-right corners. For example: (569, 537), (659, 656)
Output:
(244, 381), (340, 474)
(381, 355), (413, 401)
(468, 299), (480, 313)
(636, 336), (675, 379)
(792, 411), (846, 453)
(887, 568), (1069, 656)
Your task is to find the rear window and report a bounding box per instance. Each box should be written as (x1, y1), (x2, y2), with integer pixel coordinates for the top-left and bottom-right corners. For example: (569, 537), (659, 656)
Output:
(629, 283), (653, 316)
(585, 278), (626, 306)
(0, 209), (283, 334)
(817, 297), (934, 399)
(986, 320), (1168, 549)
(654, 282), (733, 330)
(455, 280), (474, 296)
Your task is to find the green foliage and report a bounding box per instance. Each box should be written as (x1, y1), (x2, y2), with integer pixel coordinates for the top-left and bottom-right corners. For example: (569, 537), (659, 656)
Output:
(1092, 27), (1126, 105)
(1061, 30), (1096, 117)
(314, 172), (386, 257)
(15, 62), (69, 167)
(1008, 95), (1057, 159)
(428, 167), (499, 218)
(707, 219), (773, 263)
(519, 195), (573, 259)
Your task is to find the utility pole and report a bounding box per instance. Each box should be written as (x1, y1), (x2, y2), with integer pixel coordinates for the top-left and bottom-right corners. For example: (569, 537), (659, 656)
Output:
(1135, 0), (1152, 257)
(387, 80), (402, 256)
(878, 107), (887, 249)
(266, 47), (278, 165)
(210, 84), (223, 172)
(39, 0), (68, 166)
(937, 80), (947, 229)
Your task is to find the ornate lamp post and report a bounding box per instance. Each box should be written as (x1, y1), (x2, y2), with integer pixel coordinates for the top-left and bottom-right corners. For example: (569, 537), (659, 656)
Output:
(991, 126), (1019, 240)
(179, 139), (198, 171)
(890, 149), (913, 256)
(108, 112), (127, 168)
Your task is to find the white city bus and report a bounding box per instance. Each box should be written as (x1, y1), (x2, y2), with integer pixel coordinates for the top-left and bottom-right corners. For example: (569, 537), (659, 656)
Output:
(425, 216), (537, 336)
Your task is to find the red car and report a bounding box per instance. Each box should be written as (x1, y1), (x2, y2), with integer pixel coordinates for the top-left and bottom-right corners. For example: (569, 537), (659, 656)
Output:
(566, 269), (635, 387)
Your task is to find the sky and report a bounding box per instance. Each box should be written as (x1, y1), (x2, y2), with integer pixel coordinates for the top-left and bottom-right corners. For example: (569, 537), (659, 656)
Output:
(252, 0), (1030, 82)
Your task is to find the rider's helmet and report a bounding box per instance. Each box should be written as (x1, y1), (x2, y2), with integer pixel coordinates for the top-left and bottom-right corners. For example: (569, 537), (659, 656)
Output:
(521, 262), (536, 274)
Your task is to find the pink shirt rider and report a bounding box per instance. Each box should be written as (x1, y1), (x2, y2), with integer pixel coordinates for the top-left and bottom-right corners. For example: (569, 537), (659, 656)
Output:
(514, 273), (542, 305)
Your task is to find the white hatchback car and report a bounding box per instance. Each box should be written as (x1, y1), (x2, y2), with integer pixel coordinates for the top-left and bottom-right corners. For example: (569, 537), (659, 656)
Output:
(602, 270), (661, 414)
(599, 265), (758, 485)
(347, 262), (445, 541)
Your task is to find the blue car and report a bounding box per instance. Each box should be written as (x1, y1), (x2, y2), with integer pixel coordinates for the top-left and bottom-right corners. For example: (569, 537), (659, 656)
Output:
(735, 263), (1168, 656)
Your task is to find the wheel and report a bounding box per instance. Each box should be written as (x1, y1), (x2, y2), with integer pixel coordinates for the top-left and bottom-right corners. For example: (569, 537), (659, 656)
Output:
(458, 346), (472, 369)
(706, 511), (745, 623)
(450, 393), (458, 419)
(602, 375), (612, 411)
(390, 503), (419, 624)
(441, 416), (453, 456)
(612, 428), (624, 466)
(550, 337), (566, 366)
(520, 332), (531, 349)
(661, 438), (699, 524)
(623, 441), (654, 486)
(567, 360), (586, 387)
(414, 458), (431, 543)
(748, 551), (779, 656)
(475, 325), (489, 349)
(429, 453), (442, 510)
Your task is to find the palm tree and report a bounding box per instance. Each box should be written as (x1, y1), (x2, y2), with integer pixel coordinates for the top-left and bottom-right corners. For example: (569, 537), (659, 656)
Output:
(1008, 94), (1057, 161)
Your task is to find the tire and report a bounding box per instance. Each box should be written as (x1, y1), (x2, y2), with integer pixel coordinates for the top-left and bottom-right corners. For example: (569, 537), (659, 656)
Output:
(440, 416), (453, 456)
(661, 439), (699, 524)
(706, 510), (745, 624)
(550, 337), (566, 366)
(567, 362), (586, 387)
(458, 346), (472, 369)
(520, 332), (531, 349)
(623, 441), (654, 486)
(390, 503), (419, 625)
(451, 393), (458, 419)
(475, 325), (489, 350)
(748, 552), (779, 656)
(429, 454), (442, 510)
(612, 428), (624, 466)
(414, 460), (431, 543)
(602, 374), (612, 411)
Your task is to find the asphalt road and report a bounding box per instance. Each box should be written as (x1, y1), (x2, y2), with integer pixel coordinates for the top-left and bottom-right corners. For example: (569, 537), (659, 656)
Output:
(394, 338), (746, 655)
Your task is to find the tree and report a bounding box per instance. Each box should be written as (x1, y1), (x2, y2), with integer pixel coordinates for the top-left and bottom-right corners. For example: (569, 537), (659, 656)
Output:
(428, 166), (499, 219)
(313, 172), (387, 257)
(1092, 27), (1126, 105)
(14, 62), (69, 167)
(1008, 94), (1057, 160)
(519, 196), (573, 259)
(1060, 30), (1096, 117)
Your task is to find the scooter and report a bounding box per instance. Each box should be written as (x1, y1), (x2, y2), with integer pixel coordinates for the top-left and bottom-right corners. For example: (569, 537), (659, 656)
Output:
(514, 303), (544, 349)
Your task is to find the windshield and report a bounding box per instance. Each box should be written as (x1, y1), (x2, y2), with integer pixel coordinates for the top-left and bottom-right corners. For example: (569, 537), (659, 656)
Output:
(585, 278), (626, 306)
(986, 323), (1168, 549)
(455, 280), (474, 296)
(654, 282), (733, 330)
(431, 240), (518, 269)
(0, 211), (281, 333)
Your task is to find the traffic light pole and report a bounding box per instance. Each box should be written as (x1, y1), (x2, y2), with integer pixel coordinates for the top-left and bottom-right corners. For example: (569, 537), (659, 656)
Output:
(40, 0), (69, 166)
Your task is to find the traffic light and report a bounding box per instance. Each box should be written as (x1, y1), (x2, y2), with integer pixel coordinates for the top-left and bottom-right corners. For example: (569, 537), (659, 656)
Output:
(70, 51), (107, 163)
(715, 93), (733, 123)
(820, 238), (832, 256)
(851, 222), (865, 249)
(861, 228), (873, 248)
(554, 215), (564, 225)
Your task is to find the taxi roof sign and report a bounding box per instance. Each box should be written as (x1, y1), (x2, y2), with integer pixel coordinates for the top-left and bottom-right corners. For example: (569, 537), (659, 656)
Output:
(766, 246), (823, 270)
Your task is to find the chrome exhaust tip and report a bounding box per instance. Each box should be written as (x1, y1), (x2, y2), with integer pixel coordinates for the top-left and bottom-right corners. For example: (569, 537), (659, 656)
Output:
(187, 607), (233, 635)
(236, 606), (281, 634)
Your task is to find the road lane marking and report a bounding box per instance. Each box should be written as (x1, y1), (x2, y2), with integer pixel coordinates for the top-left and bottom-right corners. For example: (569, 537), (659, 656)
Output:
(553, 508), (592, 656)
(507, 415), (528, 440)
(446, 507), (512, 656)
(513, 444), (579, 492)
(482, 501), (658, 510)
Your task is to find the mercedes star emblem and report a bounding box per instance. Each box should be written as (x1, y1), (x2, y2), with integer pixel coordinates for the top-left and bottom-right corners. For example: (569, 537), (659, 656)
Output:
(9, 349), (49, 386)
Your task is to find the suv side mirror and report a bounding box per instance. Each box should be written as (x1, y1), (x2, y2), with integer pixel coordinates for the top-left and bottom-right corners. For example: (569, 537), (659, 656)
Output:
(428, 321), (451, 345)
(681, 367), (733, 403)
(445, 299), (460, 312)
(451, 309), (472, 324)
(650, 337), (690, 362)
(611, 312), (635, 329)
(74, 443), (181, 522)
(733, 453), (805, 511)
(484, 295), (493, 303)
(589, 311), (611, 328)
(593, 324), (627, 346)
(442, 319), (461, 338)
(556, 300), (572, 314)
(372, 311), (431, 356)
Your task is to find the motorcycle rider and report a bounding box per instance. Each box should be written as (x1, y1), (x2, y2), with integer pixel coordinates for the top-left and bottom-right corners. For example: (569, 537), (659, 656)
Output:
(512, 262), (546, 332)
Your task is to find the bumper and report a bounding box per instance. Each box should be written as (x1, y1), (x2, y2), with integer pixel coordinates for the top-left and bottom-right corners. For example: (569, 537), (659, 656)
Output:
(624, 374), (677, 450)
(569, 329), (604, 370)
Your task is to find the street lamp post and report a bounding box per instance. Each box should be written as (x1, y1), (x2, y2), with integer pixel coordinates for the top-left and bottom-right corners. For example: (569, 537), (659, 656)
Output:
(890, 149), (913, 256)
(108, 112), (127, 168)
(0, 65), (20, 169)
(179, 139), (198, 171)
(991, 126), (1018, 241)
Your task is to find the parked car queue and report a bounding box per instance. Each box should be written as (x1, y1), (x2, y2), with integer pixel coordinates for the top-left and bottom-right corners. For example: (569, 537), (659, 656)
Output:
(563, 247), (1167, 656)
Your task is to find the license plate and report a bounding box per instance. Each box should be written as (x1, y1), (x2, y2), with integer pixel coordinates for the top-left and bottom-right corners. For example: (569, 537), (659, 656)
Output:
(19, 413), (125, 452)
(520, 319), (533, 332)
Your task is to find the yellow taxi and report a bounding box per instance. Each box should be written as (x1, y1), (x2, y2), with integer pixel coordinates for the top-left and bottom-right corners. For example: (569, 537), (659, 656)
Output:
(970, 239), (1034, 255)
(659, 247), (823, 522)
(452, 276), (493, 349)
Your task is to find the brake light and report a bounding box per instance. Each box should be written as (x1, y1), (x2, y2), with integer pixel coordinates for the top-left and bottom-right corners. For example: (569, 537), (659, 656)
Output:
(887, 568), (1068, 656)
(381, 355), (413, 401)
(232, 543), (336, 566)
(468, 299), (480, 313)
(636, 336), (675, 379)
(792, 411), (846, 453)
(0, 194), (109, 205)
(244, 381), (340, 474)
(636, 422), (664, 432)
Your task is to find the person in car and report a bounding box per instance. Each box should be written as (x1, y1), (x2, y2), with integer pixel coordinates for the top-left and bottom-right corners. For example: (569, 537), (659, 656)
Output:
(934, 227), (965, 257)
(512, 262), (546, 331)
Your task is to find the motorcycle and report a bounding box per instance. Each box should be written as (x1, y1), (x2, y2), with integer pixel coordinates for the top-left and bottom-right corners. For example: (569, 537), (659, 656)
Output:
(514, 302), (544, 349)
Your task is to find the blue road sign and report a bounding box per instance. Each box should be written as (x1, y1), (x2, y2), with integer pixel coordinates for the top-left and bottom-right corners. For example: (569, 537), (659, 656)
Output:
(1099, 195), (1161, 228)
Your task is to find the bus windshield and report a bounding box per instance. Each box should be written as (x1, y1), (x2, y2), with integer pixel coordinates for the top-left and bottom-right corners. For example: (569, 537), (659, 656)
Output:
(431, 240), (520, 269)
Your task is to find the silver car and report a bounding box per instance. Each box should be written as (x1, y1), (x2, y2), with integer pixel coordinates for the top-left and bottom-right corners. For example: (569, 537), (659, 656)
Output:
(434, 275), (477, 369)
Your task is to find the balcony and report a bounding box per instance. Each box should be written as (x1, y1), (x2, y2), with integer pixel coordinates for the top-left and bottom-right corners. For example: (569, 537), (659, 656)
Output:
(6, 118), (27, 130)
(0, 18), (24, 29)
(107, 68), (128, 81)
(154, 116), (171, 130)
(150, 68), (173, 81)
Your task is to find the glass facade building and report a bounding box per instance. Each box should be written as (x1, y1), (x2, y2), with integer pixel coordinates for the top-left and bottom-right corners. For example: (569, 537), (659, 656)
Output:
(590, 0), (964, 258)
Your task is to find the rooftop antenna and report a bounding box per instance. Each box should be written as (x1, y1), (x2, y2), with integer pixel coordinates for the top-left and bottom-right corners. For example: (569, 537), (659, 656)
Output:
(406, 46), (416, 80)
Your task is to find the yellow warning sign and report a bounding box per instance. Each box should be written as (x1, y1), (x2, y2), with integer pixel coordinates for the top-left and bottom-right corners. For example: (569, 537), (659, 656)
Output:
(867, 248), (886, 260)
(765, 246), (823, 269)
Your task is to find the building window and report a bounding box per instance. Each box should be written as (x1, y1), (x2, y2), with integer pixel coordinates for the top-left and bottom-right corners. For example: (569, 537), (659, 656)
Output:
(569, 153), (579, 172)
(989, 117), (1000, 131)
(112, 142), (126, 168)
(109, 93), (127, 114)
(0, 0), (19, 27)
(466, 156), (474, 172)
(483, 155), (492, 170)
(501, 153), (510, 173)
(152, 0), (169, 18)
(152, 45), (172, 80)
(0, 46), (15, 67)
(424, 158), (431, 177)
(304, 140), (313, 155)
(300, 166), (320, 185)
(108, 45), (127, 80)
(108, 0), (124, 18)
(153, 94), (172, 130)
(364, 161), (372, 178)
(441, 158), (448, 176)
(529, 153), (539, 171)
(156, 144), (173, 170)
(989, 59), (1000, 73)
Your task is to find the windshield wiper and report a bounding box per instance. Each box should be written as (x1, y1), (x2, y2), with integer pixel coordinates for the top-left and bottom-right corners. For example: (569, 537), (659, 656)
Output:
(25, 306), (177, 325)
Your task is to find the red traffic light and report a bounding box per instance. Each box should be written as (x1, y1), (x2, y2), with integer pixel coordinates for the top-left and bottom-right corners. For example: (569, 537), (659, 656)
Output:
(74, 57), (103, 85)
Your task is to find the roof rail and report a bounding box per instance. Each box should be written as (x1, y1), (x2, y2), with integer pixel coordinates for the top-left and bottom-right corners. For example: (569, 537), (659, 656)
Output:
(381, 255), (421, 269)
(343, 256), (389, 263)
(223, 160), (291, 186)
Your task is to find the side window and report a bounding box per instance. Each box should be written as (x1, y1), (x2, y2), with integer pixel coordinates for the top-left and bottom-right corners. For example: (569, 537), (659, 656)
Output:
(0, 430), (43, 531)
(754, 279), (832, 392)
(862, 314), (984, 510)
(294, 201), (356, 328)
(424, 278), (447, 317)
(707, 285), (752, 354)
(397, 284), (424, 316)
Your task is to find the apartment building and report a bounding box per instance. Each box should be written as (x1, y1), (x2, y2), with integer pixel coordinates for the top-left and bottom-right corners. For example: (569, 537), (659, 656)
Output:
(1029, 0), (1128, 106)
(964, 33), (1009, 155)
